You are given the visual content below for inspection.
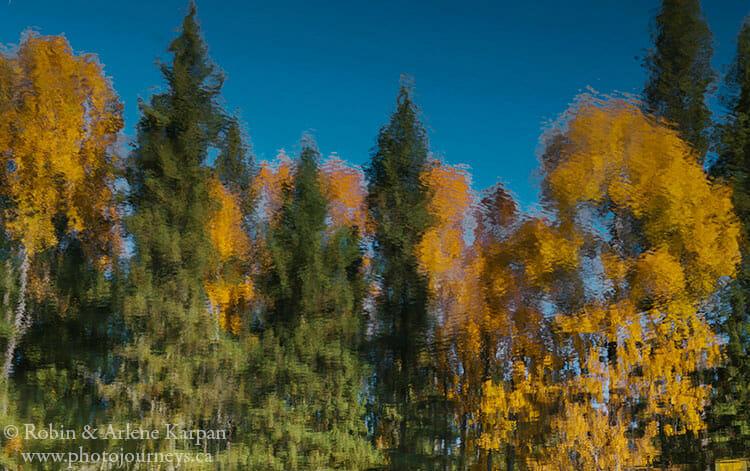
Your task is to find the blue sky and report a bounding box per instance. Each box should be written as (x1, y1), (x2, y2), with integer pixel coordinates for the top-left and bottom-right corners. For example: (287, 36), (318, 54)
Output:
(1, 0), (748, 207)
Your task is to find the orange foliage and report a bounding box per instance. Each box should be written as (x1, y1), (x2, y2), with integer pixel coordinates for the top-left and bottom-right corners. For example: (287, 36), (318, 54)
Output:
(255, 150), (294, 225)
(410, 159), (490, 462)
(319, 155), (370, 236)
(417, 159), (475, 291)
(476, 214), (576, 467)
(0, 35), (123, 262)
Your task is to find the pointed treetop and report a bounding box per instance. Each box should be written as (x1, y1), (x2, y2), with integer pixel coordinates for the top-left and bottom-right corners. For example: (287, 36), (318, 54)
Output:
(375, 75), (428, 152)
(643, 0), (715, 159)
(398, 73), (415, 98)
(159, 0), (223, 99)
(395, 73), (422, 116)
(299, 132), (321, 162)
(722, 17), (750, 113)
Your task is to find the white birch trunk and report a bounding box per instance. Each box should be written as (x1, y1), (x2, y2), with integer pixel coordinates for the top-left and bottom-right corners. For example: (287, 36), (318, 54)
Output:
(2, 249), (30, 381)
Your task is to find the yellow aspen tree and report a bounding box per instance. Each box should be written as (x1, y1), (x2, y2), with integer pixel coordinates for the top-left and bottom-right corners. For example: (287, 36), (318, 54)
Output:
(477, 211), (580, 470)
(415, 159), (479, 463)
(0, 34), (123, 384)
(537, 97), (740, 469)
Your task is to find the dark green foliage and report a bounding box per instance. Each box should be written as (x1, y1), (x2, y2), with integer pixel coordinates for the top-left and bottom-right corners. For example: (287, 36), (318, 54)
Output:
(643, 0), (715, 160)
(126, 3), (222, 282)
(248, 138), (379, 470)
(7, 241), (124, 465)
(110, 2), (241, 460)
(366, 77), (451, 470)
(0, 229), (21, 469)
(708, 17), (750, 462)
(216, 117), (256, 230)
(263, 140), (329, 333)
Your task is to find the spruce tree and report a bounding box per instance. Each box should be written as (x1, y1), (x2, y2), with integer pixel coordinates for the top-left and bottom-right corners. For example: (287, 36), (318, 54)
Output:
(247, 138), (378, 470)
(366, 77), (448, 470)
(708, 16), (750, 462)
(643, 0), (715, 160)
(109, 2), (241, 461)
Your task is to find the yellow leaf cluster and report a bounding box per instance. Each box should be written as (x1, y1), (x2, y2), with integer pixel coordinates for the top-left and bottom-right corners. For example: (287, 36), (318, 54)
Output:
(536, 97), (740, 466)
(204, 178), (253, 335)
(205, 277), (253, 336)
(207, 178), (250, 261)
(0, 35), (123, 261)
(416, 160), (474, 289)
(478, 360), (559, 454)
(3, 436), (22, 456)
(547, 401), (657, 471)
(515, 219), (580, 285)
(546, 99), (740, 294)
(471, 98), (740, 468)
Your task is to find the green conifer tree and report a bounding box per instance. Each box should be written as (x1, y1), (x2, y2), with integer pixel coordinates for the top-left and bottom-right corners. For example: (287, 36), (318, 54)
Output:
(643, 0), (715, 160)
(708, 16), (750, 462)
(366, 77), (451, 470)
(247, 137), (378, 470)
(108, 2), (242, 463)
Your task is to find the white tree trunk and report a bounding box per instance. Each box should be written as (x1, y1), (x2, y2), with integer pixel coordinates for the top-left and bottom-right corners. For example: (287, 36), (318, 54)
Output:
(2, 249), (30, 381)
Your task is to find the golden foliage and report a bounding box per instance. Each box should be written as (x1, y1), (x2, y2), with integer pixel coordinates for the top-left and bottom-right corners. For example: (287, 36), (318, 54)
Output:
(535, 97), (741, 468)
(545, 99), (740, 295)
(207, 178), (251, 261)
(204, 178), (253, 335)
(475, 213), (574, 466)
(471, 98), (740, 470)
(413, 159), (495, 463)
(205, 277), (253, 335)
(0, 35), (123, 262)
(417, 160), (474, 287)
(3, 436), (22, 456)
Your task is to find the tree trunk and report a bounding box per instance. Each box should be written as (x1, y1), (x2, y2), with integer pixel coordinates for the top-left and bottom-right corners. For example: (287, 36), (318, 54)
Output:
(506, 443), (514, 471)
(2, 249), (29, 382)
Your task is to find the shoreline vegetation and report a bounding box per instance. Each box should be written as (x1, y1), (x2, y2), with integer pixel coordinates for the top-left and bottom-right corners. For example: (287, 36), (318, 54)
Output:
(1, 1), (749, 470)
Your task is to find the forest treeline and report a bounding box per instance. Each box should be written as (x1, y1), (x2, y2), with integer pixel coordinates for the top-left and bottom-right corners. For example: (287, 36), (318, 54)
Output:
(1, 1), (749, 469)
